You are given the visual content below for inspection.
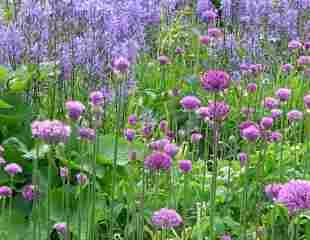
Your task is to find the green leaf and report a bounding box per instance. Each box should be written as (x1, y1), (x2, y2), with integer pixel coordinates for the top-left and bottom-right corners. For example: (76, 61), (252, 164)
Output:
(0, 99), (13, 109)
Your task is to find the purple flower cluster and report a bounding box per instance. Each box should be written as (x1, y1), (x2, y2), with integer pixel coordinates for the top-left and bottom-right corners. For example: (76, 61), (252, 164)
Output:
(4, 163), (23, 176)
(203, 101), (230, 122)
(0, 186), (13, 198)
(31, 120), (71, 144)
(65, 100), (85, 120)
(152, 208), (183, 229)
(144, 151), (172, 171)
(180, 96), (201, 111)
(201, 70), (230, 92)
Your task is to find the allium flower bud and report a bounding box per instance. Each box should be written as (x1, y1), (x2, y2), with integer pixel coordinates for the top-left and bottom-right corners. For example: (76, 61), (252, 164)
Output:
(22, 184), (38, 201)
(163, 143), (179, 157)
(179, 160), (192, 173)
(238, 152), (248, 167)
(275, 88), (291, 102)
(281, 64), (294, 73)
(175, 47), (185, 54)
(241, 125), (261, 142)
(4, 163), (23, 176)
(158, 55), (170, 65)
(180, 96), (201, 110)
(65, 100), (85, 120)
(247, 83), (257, 93)
(152, 208), (182, 229)
(298, 56), (310, 65)
(0, 186), (12, 198)
(113, 56), (130, 73)
(269, 131), (282, 142)
(263, 97), (279, 110)
(79, 127), (96, 141)
(304, 42), (310, 50)
(201, 70), (230, 92)
(287, 110), (303, 122)
(221, 235), (232, 240)
(142, 123), (153, 138)
(191, 133), (203, 143)
(260, 117), (273, 129)
(89, 91), (104, 106)
(288, 40), (303, 50)
(124, 128), (135, 142)
(271, 109), (282, 119)
(200, 35), (210, 45)
(159, 120), (169, 133)
(60, 167), (69, 179)
(128, 114), (138, 125)
(53, 222), (67, 236)
(76, 173), (88, 185)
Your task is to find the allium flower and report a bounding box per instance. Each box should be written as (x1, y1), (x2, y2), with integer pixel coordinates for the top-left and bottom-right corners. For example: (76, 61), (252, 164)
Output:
(0, 186), (12, 198)
(113, 56), (130, 73)
(304, 94), (310, 108)
(201, 70), (230, 92)
(305, 42), (310, 50)
(149, 139), (170, 151)
(180, 96), (201, 110)
(163, 143), (179, 157)
(271, 109), (283, 119)
(205, 101), (230, 122)
(142, 123), (153, 138)
(298, 56), (310, 65)
(53, 222), (67, 236)
(175, 47), (185, 54)
(247, 83), (257, 93)
(158, 55), (170, 65)
(89, 91), (104, 106)
(159, 120), (169, 133)
(238, 152), (248, 167)
(288, 40), (303, 50)
(241, 125), (261, 142)
(128, 115), (138, 125)
(263, 97), (279, 110)
(0, 157), (6, 166)
(221, 235), (232, 240)
(276, 88), (291, 102)
(287, 110), (303, 122)
(276, 180), (310, 215)
(22, 185), (38, 201)
(31, 120), (71, 144)
(207, 27), (223, 39)
(179, 160), (192, 173)
(269, 131), (283, 142)
(60, 167), (69, 179)
(265, 183), (283, 201)
(65, 100), (85, 120)
(76, 173), (88, 185)
(79, 128), (96, 141)
(152, 208), (183, 229)
(200, 35), (211, 45)
(281, 64), (294, 73)
(4, 163), (22, 176)
(260, 117), (274, 129)
(144, 151), (172, 171)
(124, 128), (135, 142)
(191, 133), (203, 143)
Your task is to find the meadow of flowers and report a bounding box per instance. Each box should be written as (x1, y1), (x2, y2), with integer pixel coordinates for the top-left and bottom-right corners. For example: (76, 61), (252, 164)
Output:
(0, 0), (309, 239)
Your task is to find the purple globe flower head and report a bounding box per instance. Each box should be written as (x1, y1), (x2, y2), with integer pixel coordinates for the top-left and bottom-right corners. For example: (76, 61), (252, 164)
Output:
(305, 68), (310, 78)
(144, 151), (172, 171)
(238, 152), (248, 168)
(149, 139), (170, 151)
(53, 222), (67, 236)
(247, 83), (257, 93)
(263, 97), (279, 110)
(65, 100), (85, 120)
(0, 186), (12, 198)
(298, 56), (310, 65)
(249, 64), (265, 75)
(175, 47), (185, 55)
(207, 27), (223, 39)
(221, 235), (232, 240)
(163, 143), (179, 157)
(288, 40), (303, 50)
(31, 120), (71, 144)
(128, 115), (138, 126)
(287, 110), (303, 122)
(4, 163), (22, 176)
(239, 121), (259, 131)
(269, 131), (283, 143)
(124, 128), (135, 142)
(260, 117), (274, 129)
(152, 208), (183, 229)
(196, 107), (209, 119)
(265, 183), (283, 201)
(0, 157), (6, 166)
(205, 101), (230, 122)
(202, 10), (218, 22)
(304, 42), (310, 50)
(76, 173), (88, 185)
(159, 120), (169, 133)
(191, 132), (203, 143)
(89, 91), (104, 106)
(281, 64), (294, 73)
(158, 55), (171, 65)
(113, 56), (130, 73)
(304, 94), (310, 109)
(200, 35), (211, 45)
(179, 160), (192, 173)
(142, 123), (153, 139)
(201, 70), (230, 92)
(22, 184), (38, 201)
(276, 180), (310, 215)
(79, 127), (96, 141)
(271, 109), (283, 119)
(240, 107), (255, 118)
(241, 125), (261, 142)
(60, 167), (69, 179)
(180, 96), (201, 111)
(276, 88), (291, 102)
(166, 130), (176, 141)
